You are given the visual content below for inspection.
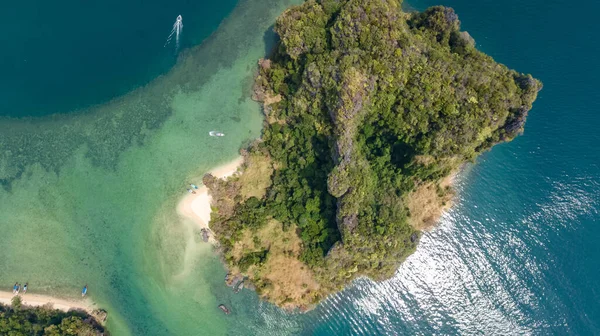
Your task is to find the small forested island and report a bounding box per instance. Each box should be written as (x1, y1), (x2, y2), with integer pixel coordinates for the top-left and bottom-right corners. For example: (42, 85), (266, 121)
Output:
(0, 297), (107, 335)
(205, 0), (541, 309)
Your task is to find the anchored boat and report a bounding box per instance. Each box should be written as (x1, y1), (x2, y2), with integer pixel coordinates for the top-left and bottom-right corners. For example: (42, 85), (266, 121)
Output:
(218, 304), (230, 314)
(209, 131), (225, 137)
(234, 278), (245, 293)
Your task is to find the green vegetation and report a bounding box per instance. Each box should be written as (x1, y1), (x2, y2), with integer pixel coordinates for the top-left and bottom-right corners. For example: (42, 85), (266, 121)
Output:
(208, 0), (541, 308)
(0, 297), (107, 335)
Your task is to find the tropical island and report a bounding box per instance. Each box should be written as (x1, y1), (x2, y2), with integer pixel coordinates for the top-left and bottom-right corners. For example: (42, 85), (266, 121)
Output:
(204, 0), (541, 309)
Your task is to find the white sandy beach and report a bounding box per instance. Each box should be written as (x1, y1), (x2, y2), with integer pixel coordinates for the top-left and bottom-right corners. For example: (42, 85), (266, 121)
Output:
(176, 157), (244, 242)
(0, 290), (94, 313)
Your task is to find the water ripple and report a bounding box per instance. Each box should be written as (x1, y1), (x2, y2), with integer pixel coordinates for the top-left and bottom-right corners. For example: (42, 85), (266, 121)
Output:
(291, 166), (600, 336)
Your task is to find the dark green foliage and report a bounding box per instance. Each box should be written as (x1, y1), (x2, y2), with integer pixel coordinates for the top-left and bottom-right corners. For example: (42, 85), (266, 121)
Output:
(276, 2), (329, 59)
(213, 0), (541, 298)
(238, 250), (269, 272)
(0, 302), (106, 336)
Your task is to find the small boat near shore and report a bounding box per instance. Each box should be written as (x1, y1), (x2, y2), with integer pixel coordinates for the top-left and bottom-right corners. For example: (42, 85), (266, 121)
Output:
(82, 285), (88, 297)
(234, 278), (245, 293)
(218, 304), (230, 314)
(209, 131), (225, 137)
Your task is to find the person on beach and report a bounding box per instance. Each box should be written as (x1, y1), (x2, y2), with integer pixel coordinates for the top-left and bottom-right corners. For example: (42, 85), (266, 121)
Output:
(16, 283), (20, 293)
(187, 188), (196, 194)
(22, 283), (28, 294)
(12, 283), (18, 294)
(190, 184), (198, 190)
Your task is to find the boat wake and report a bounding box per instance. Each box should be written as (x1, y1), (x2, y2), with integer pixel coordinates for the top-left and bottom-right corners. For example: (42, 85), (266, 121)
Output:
(165, 15), (183, 52)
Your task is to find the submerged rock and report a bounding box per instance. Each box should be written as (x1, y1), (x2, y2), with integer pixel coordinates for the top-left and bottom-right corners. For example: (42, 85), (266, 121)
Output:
(225, 273), (245, 289)
(90, 308), (108, 324)
(201, 228), (210, 243)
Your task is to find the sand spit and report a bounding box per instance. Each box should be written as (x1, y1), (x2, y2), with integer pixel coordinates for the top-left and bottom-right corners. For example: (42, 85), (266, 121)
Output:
(176, 157), (243, 242)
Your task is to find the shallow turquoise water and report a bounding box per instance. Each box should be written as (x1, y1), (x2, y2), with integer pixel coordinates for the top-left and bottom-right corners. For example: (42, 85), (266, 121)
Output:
(1, 0), (599, 335)
(0, 0), (301, 334)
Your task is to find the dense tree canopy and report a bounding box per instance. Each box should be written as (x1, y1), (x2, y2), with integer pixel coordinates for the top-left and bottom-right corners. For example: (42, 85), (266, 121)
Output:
(0, 298), (106, 336)
(208, 0), (541, 308)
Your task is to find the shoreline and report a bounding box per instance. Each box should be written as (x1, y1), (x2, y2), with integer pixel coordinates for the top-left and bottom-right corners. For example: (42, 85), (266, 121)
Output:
(0, 290), (95, 313)
(176, 156), (244, 242)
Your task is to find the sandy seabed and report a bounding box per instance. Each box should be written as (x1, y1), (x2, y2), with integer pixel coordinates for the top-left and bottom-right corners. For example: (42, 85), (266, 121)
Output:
(0, 158), (243, 317)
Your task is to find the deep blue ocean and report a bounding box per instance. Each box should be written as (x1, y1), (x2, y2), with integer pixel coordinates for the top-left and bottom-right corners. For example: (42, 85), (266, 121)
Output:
(0, 0), (237, 117)
(1, 0), (599, 334)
